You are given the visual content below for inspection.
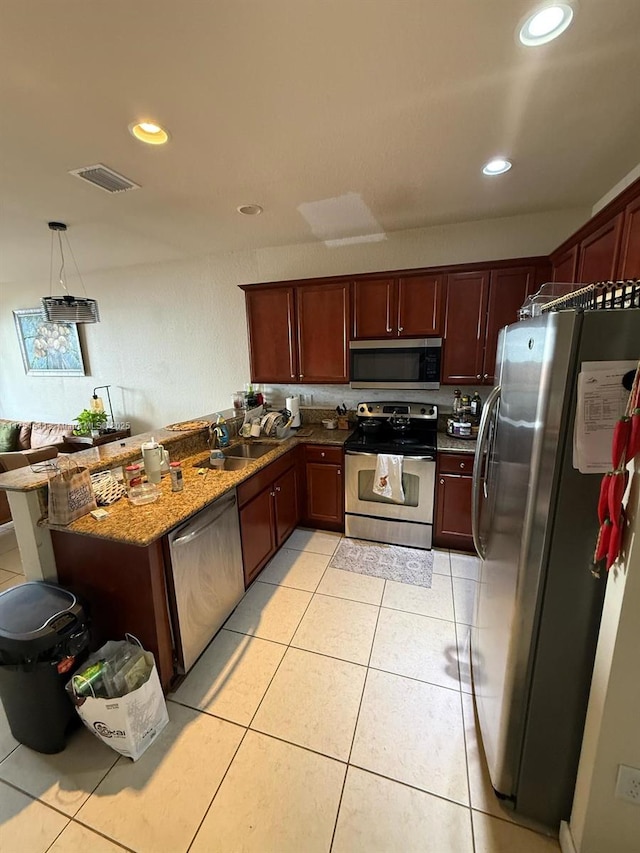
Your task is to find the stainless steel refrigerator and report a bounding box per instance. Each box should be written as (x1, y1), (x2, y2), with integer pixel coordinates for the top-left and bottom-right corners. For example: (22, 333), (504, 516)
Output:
(470, 308), (640, 829)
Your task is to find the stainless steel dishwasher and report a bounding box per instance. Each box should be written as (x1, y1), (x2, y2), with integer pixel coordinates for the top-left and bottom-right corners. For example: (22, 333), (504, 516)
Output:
(167, 489), (244, 673)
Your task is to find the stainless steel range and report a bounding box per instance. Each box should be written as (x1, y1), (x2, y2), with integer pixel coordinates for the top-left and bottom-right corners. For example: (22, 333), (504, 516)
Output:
(344, 401), (437, 549)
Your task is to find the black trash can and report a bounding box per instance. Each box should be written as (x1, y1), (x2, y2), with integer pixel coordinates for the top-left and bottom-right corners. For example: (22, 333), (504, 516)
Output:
(0, 581), (89, 753)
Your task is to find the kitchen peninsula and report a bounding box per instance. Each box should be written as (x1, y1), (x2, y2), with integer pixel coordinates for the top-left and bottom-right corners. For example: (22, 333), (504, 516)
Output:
(0, 419), (349, 691)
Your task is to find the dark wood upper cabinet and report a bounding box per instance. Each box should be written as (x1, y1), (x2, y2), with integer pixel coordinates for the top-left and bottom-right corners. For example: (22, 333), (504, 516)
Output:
(577, 214), (623, 284)
(245, 287), (297, 383)
(619, 195), (640, 278)
(483, 267), (536, 383)
(442, 271), (490, 384)
(296, 281), (350, 383)
(397, 274), (444, 337)
(352, 274), (443, 339)
(551, 245), (579, 283)
(352, 278), (395, 338)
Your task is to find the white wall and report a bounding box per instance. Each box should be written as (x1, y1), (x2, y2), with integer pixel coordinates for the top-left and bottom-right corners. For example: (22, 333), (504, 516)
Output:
(0, 206), (588, 432)
(565, 463), (640, 853)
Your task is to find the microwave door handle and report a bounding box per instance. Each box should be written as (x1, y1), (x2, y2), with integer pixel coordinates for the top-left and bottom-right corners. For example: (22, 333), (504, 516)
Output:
(472, 384), (501, 560)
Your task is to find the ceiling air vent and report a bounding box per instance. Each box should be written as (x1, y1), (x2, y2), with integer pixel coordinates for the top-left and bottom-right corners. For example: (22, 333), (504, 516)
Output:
(69, 164), (140, 194)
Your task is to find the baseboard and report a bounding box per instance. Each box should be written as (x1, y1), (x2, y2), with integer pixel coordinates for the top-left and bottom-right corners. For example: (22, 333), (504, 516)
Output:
(559, 821), (578, 853)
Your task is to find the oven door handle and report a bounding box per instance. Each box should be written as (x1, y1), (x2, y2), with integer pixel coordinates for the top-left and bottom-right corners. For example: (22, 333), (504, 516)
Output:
(345, 450), (435, 461)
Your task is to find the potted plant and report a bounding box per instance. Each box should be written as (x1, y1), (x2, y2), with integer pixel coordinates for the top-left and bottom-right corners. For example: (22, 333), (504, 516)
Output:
(74, 409), (108, 437)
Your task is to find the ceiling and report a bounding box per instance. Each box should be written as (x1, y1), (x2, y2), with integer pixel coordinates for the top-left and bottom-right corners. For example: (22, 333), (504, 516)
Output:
(1, 0), (639, 282)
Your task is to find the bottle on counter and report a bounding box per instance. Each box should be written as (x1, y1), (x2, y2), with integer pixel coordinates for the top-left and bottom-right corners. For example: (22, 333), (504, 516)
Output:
(452, 389), (462, 416)
(169, 462), (184, 492)
(124, 463), (143, 494)
(470, 392), (483, 423)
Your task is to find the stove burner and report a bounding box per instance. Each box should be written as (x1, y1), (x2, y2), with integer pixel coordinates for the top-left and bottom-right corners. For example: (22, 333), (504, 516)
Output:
(345, 400), (438, 457)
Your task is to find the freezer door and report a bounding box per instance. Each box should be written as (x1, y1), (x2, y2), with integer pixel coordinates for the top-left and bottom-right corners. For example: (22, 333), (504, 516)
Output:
(471, 312), (578, 797)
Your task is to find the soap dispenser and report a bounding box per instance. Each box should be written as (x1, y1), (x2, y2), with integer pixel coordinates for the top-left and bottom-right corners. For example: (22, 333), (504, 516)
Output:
(214, 414), (230, 448)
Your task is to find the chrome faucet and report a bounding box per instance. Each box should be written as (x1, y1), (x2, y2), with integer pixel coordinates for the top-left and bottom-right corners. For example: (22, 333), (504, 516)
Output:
(208, 423), (220, 449)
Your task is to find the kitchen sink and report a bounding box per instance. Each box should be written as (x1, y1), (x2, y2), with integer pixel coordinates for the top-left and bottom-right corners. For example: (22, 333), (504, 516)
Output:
(192, 457), (252, 471)
(222, 442), (274, 459)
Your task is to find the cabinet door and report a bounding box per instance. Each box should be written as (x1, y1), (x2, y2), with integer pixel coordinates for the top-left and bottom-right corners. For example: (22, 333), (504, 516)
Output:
(274, 465), (299, 547)
(577, 214), (623, 283)
(297, 281), (350, 383)
(239, 486), (276, 587)
(245, 287), (297, 382)
(397, 274), (444, 337)
(618, 195), (640, 278)
(304, 462), (344, 530)
(483, 267), (536, 383)
(434, 473), (474, 551)
(551, 245), (579, 283)
(442, 271), (490, 384)
(352, 278), (395, 339)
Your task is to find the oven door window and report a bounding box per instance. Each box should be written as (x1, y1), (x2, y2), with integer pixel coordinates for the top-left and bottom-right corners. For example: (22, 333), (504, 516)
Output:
(357, 469), (419, 507)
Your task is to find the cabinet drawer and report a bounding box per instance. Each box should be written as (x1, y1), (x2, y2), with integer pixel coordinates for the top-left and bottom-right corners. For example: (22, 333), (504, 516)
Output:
(304, 444), (343, 465)
(438, 452), (474, 475)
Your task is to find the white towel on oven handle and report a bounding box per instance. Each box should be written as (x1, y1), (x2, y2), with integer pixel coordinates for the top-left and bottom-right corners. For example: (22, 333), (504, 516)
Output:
(372, 454), (405, 503)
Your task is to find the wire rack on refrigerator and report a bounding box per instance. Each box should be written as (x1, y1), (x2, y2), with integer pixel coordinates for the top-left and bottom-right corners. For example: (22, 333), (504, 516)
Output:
(540, 279), (639, 313)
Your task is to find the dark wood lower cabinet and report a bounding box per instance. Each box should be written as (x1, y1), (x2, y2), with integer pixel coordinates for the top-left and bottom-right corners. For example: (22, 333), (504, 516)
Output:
(237, 449), (300, 586)
(239, 486), (276, 587)
(302, 445), (344, 531)
(51, 532), (176, 692)
(434, 452), (474, 552)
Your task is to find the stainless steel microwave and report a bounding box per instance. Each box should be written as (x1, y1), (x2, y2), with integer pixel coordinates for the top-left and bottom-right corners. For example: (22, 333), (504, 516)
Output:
(349, 338), (441, 390)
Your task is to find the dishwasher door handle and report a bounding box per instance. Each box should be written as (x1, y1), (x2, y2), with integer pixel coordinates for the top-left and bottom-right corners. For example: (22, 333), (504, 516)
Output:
(173, 494), (237, 546)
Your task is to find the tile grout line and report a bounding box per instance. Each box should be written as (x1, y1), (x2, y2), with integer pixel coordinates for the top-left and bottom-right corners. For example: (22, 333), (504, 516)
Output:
(328, 569), (384, 851)
(451, 547), (478, 853)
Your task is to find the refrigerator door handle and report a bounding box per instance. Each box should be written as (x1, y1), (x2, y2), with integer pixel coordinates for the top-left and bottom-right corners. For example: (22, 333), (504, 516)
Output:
(472, 384), (501, 559)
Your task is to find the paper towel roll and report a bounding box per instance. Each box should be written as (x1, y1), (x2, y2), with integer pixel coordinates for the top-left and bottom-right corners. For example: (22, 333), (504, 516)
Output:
(286, 395), (301, 428)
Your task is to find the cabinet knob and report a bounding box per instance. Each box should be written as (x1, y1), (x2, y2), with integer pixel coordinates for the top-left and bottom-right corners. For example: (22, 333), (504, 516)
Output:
(337, 468), (341, 475)
(386, 326), (392, 333)
(476, 374), (482, 380)
(483, 374), (489, 380)
(398, 326), (404, 332)
(291, 373), (295, 379)
(440, 478), (445, 485)
(299, 373), (304, 379)
(270, 491), (275, 497)
(321, 452), (325, 457)
(275, 486), (281, 492)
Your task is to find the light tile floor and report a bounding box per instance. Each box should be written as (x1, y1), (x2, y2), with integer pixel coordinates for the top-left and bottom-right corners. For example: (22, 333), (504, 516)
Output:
(0, 531), (561, 852)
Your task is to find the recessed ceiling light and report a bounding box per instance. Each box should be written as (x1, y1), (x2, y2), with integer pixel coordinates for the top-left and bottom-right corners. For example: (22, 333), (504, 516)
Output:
(128, 121), (170, 145)
(237, 204), (263, 216)
(519, 3), (574, 46)
(482, 158), (513, 176)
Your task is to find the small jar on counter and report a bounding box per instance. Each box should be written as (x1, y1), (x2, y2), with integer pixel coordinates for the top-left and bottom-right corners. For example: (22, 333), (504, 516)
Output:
(124, 463), (143, 494)
(169, 462), (184, 492)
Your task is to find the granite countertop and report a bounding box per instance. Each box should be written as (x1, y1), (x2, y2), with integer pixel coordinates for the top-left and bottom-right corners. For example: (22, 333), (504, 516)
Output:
(437, 431), (478, 454)
(43, 425), (352, 547)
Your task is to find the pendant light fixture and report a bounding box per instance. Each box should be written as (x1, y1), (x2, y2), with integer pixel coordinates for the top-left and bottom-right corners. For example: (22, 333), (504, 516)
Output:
(41, 221), (100, 323)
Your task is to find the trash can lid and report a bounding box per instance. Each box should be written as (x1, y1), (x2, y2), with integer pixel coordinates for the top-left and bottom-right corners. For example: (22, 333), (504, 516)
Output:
(0, 582), (79, 642)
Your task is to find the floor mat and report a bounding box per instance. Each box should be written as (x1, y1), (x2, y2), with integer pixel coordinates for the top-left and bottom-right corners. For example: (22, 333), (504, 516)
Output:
(329, 538), (433, 588)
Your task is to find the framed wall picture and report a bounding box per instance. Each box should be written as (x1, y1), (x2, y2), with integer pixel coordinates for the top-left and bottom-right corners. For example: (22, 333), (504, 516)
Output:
(13, 308), (86, 376)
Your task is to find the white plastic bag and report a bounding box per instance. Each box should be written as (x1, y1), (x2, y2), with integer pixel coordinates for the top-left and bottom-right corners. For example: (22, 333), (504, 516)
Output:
(68, 640), (169, 761)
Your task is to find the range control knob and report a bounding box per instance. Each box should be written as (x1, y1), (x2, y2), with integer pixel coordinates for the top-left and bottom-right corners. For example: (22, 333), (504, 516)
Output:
(367, 406), (373, 413)
(420, 408), (426, 414)
(429, 407), (434, 416)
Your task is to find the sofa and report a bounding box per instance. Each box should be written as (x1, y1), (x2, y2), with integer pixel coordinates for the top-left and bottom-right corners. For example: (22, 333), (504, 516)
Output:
(0, 419), (71, 525)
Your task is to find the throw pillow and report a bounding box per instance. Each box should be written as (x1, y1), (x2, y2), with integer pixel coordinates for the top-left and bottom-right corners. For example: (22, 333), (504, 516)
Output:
(0, 423), (19, 452)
